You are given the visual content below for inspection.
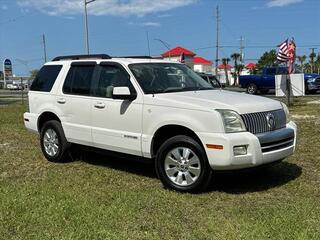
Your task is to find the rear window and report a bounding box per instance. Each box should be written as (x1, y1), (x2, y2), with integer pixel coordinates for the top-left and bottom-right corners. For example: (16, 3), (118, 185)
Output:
(30, 65), (62, 92)
(63, 65), (95, 96)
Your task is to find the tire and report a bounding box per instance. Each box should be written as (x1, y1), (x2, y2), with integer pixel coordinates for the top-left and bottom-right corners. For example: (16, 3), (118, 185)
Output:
(260, 89), (269, 94)
(40, 120), (71, 162)
(307, 90), (317, 94)
(155, 135), (212, 193)
(246, 83), (258, 94)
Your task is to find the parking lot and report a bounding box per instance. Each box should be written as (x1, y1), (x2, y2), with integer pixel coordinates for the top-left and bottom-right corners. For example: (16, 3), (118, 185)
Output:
(0, 96), (319, 239)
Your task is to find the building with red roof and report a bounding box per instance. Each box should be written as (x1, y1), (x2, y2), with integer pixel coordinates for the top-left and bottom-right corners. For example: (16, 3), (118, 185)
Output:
(161, 46), (196, 58)
(161, 46), (213, 73)
(161, 46), (196, 69)
(193, 57), (213, 73)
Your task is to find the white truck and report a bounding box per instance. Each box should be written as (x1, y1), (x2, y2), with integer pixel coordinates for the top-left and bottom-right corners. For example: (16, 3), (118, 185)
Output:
(24, 54), (297, 192)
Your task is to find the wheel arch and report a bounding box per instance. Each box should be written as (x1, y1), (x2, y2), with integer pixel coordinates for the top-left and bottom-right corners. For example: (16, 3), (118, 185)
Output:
(151, 124), (204, 157)
(37, 111), (61, 132)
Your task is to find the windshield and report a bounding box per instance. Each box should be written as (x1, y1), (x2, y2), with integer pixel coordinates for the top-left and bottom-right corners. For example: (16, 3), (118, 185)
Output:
(129, 63), (214, 94)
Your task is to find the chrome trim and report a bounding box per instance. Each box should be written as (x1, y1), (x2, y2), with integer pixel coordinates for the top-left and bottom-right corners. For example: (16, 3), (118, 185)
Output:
(261, 139), (294, 151)
(241, 109), (286, 134)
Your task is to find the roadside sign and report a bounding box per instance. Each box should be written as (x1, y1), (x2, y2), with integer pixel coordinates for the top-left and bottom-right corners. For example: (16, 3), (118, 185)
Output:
(3, 59), (13, 88)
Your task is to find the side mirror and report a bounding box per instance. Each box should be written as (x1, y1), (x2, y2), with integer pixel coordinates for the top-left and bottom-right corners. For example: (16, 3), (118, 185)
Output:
(112, 86), (136, 101)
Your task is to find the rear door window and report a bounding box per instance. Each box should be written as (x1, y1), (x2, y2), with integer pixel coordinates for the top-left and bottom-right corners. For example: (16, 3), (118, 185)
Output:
(30, 65), (62, 92)
(63, 64), (95, 96)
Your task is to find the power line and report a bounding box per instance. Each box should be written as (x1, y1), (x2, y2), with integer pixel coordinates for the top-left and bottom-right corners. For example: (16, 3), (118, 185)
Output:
(194, 44), (320, 51)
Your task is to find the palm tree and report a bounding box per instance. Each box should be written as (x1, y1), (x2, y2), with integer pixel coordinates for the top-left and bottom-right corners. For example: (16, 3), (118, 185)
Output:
(235, 64), (244, 84)
(297, 55), (306, 72)
(222, 58), (230, 86)
(310, 52), (316, 73)
(230, 53), (241, 85)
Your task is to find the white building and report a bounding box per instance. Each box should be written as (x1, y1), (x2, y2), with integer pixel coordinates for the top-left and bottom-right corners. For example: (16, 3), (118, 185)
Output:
(193, 57), (213, 74)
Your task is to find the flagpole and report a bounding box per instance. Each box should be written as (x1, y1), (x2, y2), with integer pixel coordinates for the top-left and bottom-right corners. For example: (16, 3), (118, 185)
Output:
(286, 61), (291, 106)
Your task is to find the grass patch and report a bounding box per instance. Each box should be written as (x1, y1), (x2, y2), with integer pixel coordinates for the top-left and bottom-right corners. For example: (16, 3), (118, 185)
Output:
(0, 98), (320, 239)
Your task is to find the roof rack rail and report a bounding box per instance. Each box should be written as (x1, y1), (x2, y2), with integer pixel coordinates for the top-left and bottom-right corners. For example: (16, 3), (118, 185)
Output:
(113, 56), (153, 59)
(52, 54), (112, 61)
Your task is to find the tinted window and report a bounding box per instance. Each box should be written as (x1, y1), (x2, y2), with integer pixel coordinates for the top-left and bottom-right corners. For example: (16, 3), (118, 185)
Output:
(93, 65), (134, 98)
(30, 65), (62, 92)
(129, 63), (213, 94)
(265, 68), (276, 75)
(63, 65), (95, 96)
(277, 68), (288, 75)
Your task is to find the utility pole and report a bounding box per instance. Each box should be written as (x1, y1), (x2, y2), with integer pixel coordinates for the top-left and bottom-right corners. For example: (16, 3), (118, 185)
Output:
(84, 0), (96, 55)
(215, 5), (220, 76)
(42, 34), (47, 63)
(239, 36), (244, 64)
(146, 31), (151, 56)
(309, 47), (317, 73)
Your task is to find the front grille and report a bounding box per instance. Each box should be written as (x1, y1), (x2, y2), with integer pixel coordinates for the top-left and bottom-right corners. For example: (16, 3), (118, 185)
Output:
(261, 136), (294, 153)
(241, 109), (286, 134)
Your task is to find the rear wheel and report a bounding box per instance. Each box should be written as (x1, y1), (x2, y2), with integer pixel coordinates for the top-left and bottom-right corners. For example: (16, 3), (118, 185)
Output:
(155, 135), (212, 193)
(247, 83), (258, 94)
(40, 120), (71, 162)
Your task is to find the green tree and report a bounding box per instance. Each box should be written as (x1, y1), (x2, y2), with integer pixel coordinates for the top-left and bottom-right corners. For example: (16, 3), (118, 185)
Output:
(230, 53), (241, 85)
(255, 49), (278, 73)
(29, 69), (39, 80)
(297, 55), (306, 72)
(222, 58), (230, 85)
(315, 54), (320, 74)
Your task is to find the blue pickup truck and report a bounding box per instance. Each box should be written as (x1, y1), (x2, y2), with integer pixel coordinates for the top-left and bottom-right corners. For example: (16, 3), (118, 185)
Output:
(239, 67), (319, 94)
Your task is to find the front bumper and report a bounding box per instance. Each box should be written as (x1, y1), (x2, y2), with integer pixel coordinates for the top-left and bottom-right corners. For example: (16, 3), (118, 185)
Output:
(307, 82), (320, 90)
(197, 121), (297, 170)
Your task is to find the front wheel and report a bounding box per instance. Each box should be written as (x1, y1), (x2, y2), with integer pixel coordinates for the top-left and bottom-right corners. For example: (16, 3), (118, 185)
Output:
(247, 83), (258, 94)
(155, 135), (212, 193)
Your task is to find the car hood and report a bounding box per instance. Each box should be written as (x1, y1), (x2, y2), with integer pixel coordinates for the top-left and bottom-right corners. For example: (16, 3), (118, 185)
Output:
(304, 73), (319, 79)
(151, 90), (282, 114)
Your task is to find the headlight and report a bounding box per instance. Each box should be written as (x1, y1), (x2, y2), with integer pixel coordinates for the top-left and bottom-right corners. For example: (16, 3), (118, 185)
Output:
(281, 102), (290, 123)
(217, 110), (246, 133)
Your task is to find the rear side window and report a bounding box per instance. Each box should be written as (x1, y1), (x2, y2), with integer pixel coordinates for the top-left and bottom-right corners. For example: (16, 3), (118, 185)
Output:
(63, 65), (95, 96)
(30, 65), (62, 92)
(265, 68), (276, 75)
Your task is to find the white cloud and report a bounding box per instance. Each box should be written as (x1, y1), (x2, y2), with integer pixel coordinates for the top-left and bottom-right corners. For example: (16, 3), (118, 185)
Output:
(141, 22), (161, 27)
(17, 0), (197, 17)
(266, 0), (303, 8)
(1, 4), (8, 10)
(128, 21), (161, 27)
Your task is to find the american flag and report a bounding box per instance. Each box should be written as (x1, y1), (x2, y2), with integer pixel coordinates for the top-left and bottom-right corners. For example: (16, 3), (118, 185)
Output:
(277, 39), (289, 62)
(277, 38), (296, 74)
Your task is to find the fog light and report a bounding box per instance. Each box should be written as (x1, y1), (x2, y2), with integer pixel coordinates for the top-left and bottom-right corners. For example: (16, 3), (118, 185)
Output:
(233, 145), (247, 156)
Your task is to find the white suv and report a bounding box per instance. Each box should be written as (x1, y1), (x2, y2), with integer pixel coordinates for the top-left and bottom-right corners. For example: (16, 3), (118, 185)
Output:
(24, 54), (297, 192)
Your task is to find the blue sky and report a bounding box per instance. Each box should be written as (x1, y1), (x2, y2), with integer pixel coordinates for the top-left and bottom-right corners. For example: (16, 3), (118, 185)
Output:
(0, 0), (319, 75)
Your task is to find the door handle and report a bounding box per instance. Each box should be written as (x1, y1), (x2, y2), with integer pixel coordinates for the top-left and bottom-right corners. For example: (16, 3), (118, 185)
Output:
(94, 102), (105, 109)
(57, 98), (66, 104)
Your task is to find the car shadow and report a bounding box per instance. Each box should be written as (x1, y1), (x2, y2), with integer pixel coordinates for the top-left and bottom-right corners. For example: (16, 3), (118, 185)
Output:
(207, 161), (302, 194)
(71, 147), (157, 179)
(72, 148), (301, 194)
